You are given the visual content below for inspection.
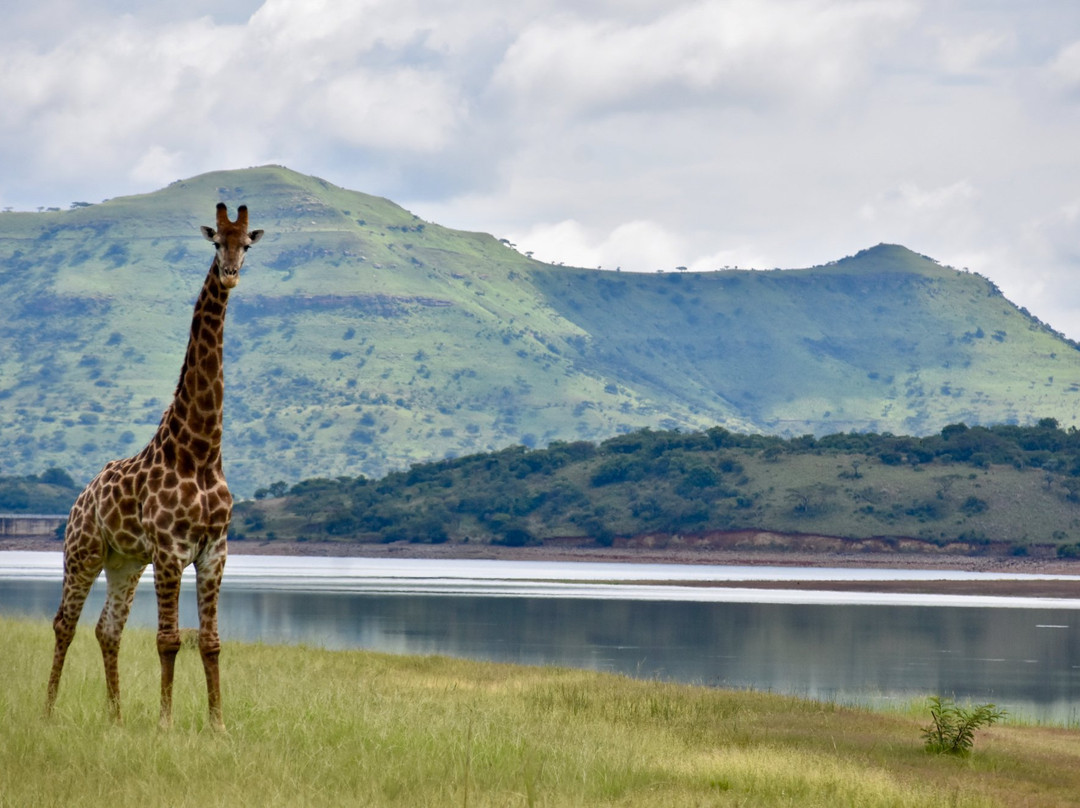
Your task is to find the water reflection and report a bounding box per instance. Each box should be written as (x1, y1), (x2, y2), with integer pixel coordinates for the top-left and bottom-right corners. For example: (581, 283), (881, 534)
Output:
(3, 553), (1078, 724)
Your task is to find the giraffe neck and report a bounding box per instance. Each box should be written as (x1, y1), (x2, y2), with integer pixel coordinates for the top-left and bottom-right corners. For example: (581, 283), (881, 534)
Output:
(152, 259), (231, 474)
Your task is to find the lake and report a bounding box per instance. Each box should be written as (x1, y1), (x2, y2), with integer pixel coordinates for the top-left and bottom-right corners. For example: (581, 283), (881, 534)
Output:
(3, 552), (1079, 724)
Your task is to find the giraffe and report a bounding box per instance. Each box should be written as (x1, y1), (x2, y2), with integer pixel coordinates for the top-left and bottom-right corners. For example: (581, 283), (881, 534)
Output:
(45, 203), (263, 731)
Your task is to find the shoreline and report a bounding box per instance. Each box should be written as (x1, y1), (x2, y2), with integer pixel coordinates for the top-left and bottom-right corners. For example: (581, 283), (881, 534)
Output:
(6, 535), (1080, 598)
(9, 533), (1080, 571)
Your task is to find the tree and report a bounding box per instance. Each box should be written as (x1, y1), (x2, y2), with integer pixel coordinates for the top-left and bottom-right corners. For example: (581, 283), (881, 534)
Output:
(940, 423), (969, 441)
(39, 468), (76, 488)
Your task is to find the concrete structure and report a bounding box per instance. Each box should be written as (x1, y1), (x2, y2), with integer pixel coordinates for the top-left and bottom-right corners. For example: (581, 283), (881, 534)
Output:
(0, 514), (66, 537)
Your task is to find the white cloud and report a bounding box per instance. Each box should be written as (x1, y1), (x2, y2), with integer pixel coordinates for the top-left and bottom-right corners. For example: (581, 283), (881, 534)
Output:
(493, 0), (913, 116)
(516, 218), (686, 270)
(934, 29), (1013, 75)
(300, 69), (464, 152)
(513, 217), (772, 274)
(860, 180), (979, 232)
(0, 0), (474, 200)
(131, 146), (185, 187)
(3, 0), (1080, 340)
(1049, 39), (1080, 94)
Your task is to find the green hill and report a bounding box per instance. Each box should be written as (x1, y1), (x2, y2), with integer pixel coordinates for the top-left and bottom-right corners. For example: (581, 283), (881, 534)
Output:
(2, 165), (1079, 496)
(229, 421), (1080, 554)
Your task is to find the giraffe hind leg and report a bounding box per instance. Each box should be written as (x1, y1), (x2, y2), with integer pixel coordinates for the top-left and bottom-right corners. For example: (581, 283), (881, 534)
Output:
(46, 537), (103, 717)
(95, 558), (146, 724)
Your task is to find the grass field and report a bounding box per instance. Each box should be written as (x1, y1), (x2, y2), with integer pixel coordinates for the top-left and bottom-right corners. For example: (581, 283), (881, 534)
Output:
(3, 615), (1079, 807)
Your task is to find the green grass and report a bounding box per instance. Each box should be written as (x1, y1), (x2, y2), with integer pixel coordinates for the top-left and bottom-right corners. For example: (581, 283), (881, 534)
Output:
(5, 616), (1080, 807)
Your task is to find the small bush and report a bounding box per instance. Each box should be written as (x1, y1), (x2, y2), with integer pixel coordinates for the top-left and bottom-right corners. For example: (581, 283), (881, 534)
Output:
(922, 696), (1005, 756)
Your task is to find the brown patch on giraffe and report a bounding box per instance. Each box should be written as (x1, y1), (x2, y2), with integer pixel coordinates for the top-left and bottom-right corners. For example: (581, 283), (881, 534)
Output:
(154, 510), (175, 532)
(102, 504), (122, 534)
(177, 448), (195, 477)
(190, 437), (210, 462)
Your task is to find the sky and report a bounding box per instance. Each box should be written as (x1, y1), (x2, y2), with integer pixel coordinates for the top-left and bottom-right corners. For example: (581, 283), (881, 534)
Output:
(4, 1), (1080, 337)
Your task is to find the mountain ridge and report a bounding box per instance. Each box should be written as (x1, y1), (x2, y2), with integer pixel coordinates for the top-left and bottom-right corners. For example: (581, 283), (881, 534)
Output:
(1, 165), (1078, 496)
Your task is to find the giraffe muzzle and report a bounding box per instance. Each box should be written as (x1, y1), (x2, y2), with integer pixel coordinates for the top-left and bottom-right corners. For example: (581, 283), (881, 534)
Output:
(219, 266), (240, 288)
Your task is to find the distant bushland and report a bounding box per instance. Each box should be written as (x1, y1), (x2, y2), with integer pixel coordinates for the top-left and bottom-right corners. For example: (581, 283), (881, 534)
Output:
(233, 419), (1080, 555)
(0, 468), (79, 513)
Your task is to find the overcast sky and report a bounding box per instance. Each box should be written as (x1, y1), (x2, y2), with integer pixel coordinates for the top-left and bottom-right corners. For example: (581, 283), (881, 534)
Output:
(4, 1), (1080, 337)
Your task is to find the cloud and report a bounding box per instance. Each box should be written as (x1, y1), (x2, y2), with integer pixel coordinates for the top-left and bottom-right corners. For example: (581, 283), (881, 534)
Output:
(2, 0), (1080, 340)
(516, 218), (686, 270)
(0, 0), (473, 202)
(131, 146), (186, 188)
(933, 29), (1014, 76)
(299, 69), (464, 152)
(860, 180), (978, 229)
(0, 16), (238, 180)
(513, 216), (772, 274)
(1049, 39), (1080, 95)
(492, 0), (913, 116)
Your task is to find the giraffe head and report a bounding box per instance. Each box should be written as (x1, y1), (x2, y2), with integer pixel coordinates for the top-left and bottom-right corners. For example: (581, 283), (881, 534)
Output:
(200, 203), (264, 289)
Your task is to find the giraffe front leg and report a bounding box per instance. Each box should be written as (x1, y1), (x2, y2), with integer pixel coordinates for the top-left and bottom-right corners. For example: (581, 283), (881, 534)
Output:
(195, 543), (227, 732)
(153, 554), (184, 730)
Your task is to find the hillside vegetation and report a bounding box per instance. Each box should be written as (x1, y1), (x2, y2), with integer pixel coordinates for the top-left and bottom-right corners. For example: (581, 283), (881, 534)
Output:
(3, 166), (1080, 496)
(0, 467), (79, 514)
(227, 419), (1080, 556)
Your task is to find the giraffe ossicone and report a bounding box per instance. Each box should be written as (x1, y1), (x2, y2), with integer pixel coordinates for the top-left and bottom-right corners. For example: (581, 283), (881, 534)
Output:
(45, 203), (262, 731)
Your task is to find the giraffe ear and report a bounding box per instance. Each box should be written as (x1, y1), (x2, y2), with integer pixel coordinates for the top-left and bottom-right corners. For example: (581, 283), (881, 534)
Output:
(248, 229), (264, 244)
(201, 226), (216, 242)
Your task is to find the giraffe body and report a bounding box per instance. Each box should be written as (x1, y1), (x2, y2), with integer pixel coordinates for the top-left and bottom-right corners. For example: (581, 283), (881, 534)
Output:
(46, 204), (262, 731)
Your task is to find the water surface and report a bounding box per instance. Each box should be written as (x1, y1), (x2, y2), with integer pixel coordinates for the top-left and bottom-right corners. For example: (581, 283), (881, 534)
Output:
(4, 552), (1078, 723)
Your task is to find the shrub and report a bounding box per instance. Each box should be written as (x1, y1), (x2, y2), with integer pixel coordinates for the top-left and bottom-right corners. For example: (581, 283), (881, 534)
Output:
(590, 459), (630, 487)
(493, 526), (535, 547)
(922, 696), (1005, 756)
(960, 496), (988, 515)
(39, 467), (76, 488)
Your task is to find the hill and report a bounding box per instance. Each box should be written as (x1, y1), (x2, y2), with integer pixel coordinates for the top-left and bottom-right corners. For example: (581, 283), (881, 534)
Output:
(228, 421), (1080, 555)
(2, 165), (1080, 496)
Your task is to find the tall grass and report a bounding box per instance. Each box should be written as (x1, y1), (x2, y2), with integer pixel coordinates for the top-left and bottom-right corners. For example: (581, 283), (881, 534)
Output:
(3, 615), (1078, 807)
